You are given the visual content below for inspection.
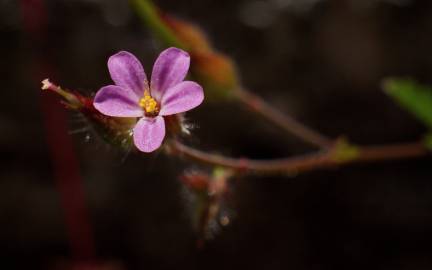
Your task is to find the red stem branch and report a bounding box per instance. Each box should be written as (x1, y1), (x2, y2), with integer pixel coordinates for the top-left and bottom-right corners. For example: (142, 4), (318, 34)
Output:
(235, 88), (334, 149)
(21, 0), (96, 260)
(170, 140), (428, 175)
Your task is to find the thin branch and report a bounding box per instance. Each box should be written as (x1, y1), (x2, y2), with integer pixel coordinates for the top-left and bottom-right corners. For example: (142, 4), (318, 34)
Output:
(235, 88), (334, 149)
(356, 142), (428, 162)
(169, 140), (429, 175)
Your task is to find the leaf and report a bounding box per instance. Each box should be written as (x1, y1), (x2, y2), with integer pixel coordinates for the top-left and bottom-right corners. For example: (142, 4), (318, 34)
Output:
(423, 133), (432, 151)
(383, 78), (432, 129)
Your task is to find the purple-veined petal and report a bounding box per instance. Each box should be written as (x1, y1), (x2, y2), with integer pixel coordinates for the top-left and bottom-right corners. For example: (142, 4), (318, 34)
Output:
(133, 116), (166, 153)
(108, 51), (148, 98)
(94, 85), (143, 117)
(159, 81), (204, 116)
(150, 47), (190, 101)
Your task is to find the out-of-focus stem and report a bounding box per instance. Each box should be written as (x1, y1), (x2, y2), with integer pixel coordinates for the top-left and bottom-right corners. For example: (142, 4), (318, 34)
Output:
(129, 0), (185, 49)
(42, 97), (96, 259)
(356, 142), (428, 162)
(235, 88), (334, 149)
(21, 0), (96, 261)
(169, 140), (428, 175)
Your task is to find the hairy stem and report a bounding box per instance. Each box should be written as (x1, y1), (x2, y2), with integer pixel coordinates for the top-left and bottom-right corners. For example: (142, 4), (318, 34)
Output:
(169, 140), (428, 175)
(235, 88), (334, 149)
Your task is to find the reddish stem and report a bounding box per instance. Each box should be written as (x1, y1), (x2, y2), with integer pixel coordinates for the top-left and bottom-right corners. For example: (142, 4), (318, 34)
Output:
(41, 94), (96, 260)
(235, 88), (334, 149)
(20, 0), (96, 260)
(170, 140), (428, 175)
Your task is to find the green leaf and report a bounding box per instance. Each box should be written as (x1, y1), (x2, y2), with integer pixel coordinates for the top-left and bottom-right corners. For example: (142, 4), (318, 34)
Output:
(383, 78), (432, 129)
(423, 133), (432, 151)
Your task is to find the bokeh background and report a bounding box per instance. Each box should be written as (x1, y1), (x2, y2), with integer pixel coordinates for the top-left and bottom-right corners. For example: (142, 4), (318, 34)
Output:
(2, 0), (432, 269)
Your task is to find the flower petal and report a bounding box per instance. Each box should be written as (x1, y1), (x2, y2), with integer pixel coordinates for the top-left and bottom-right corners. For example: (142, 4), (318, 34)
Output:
(108, 51), (148, 98)
(159, 81), (204, 116)
(150, 47), (190, 101)
(94, 85), (143, 117)
(133, 116), (166, 153)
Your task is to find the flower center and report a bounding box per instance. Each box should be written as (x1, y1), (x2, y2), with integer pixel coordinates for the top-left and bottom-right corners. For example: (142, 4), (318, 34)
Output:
(139, 90), (159, 116)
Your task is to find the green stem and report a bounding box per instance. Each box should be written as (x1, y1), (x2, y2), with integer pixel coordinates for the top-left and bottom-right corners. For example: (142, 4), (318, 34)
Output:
(129, 0), (185, 49)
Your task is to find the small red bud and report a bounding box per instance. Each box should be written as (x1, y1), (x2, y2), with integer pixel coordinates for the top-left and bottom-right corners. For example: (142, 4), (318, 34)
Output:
(192, 51), (239, 99)
(160, 15), (212, 53)
(180, 171), (209, 192)
(156, 15), (241, 100)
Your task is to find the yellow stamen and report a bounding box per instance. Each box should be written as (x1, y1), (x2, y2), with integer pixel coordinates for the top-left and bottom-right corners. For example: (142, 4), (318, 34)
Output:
(139, 90), (159, 116)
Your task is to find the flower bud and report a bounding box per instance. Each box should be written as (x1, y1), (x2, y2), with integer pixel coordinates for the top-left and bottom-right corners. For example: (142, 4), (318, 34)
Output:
(131, 0), (241, 100)
(180, 171), (210, 192)
(180, 169), (233, 244)
(160, 15), (241, 100)
(192, 51), (239, 100)
(160, 15), (212, 53)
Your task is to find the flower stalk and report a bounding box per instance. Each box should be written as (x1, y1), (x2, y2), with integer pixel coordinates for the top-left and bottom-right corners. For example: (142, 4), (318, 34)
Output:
(129, 0), (335, 147)
(169, 139), (428, 175)
(42, 78), (429, 176)
(235, 88), (334, 148)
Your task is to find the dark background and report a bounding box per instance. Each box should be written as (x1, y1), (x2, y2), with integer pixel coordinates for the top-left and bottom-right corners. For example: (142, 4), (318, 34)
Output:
(1, 0), (432, 269)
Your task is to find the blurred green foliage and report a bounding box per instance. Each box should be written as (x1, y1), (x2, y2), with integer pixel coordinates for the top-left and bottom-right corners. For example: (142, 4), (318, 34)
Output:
(423, 133), (432, 151)
(383, 78), (432, 129)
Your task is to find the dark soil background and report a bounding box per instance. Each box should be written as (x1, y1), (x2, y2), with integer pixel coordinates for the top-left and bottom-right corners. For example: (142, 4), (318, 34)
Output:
(1, 0), (432, 269)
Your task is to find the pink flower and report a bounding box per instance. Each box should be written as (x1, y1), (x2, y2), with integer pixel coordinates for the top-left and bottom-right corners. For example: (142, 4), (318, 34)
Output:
(94, 47), (204, 152)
